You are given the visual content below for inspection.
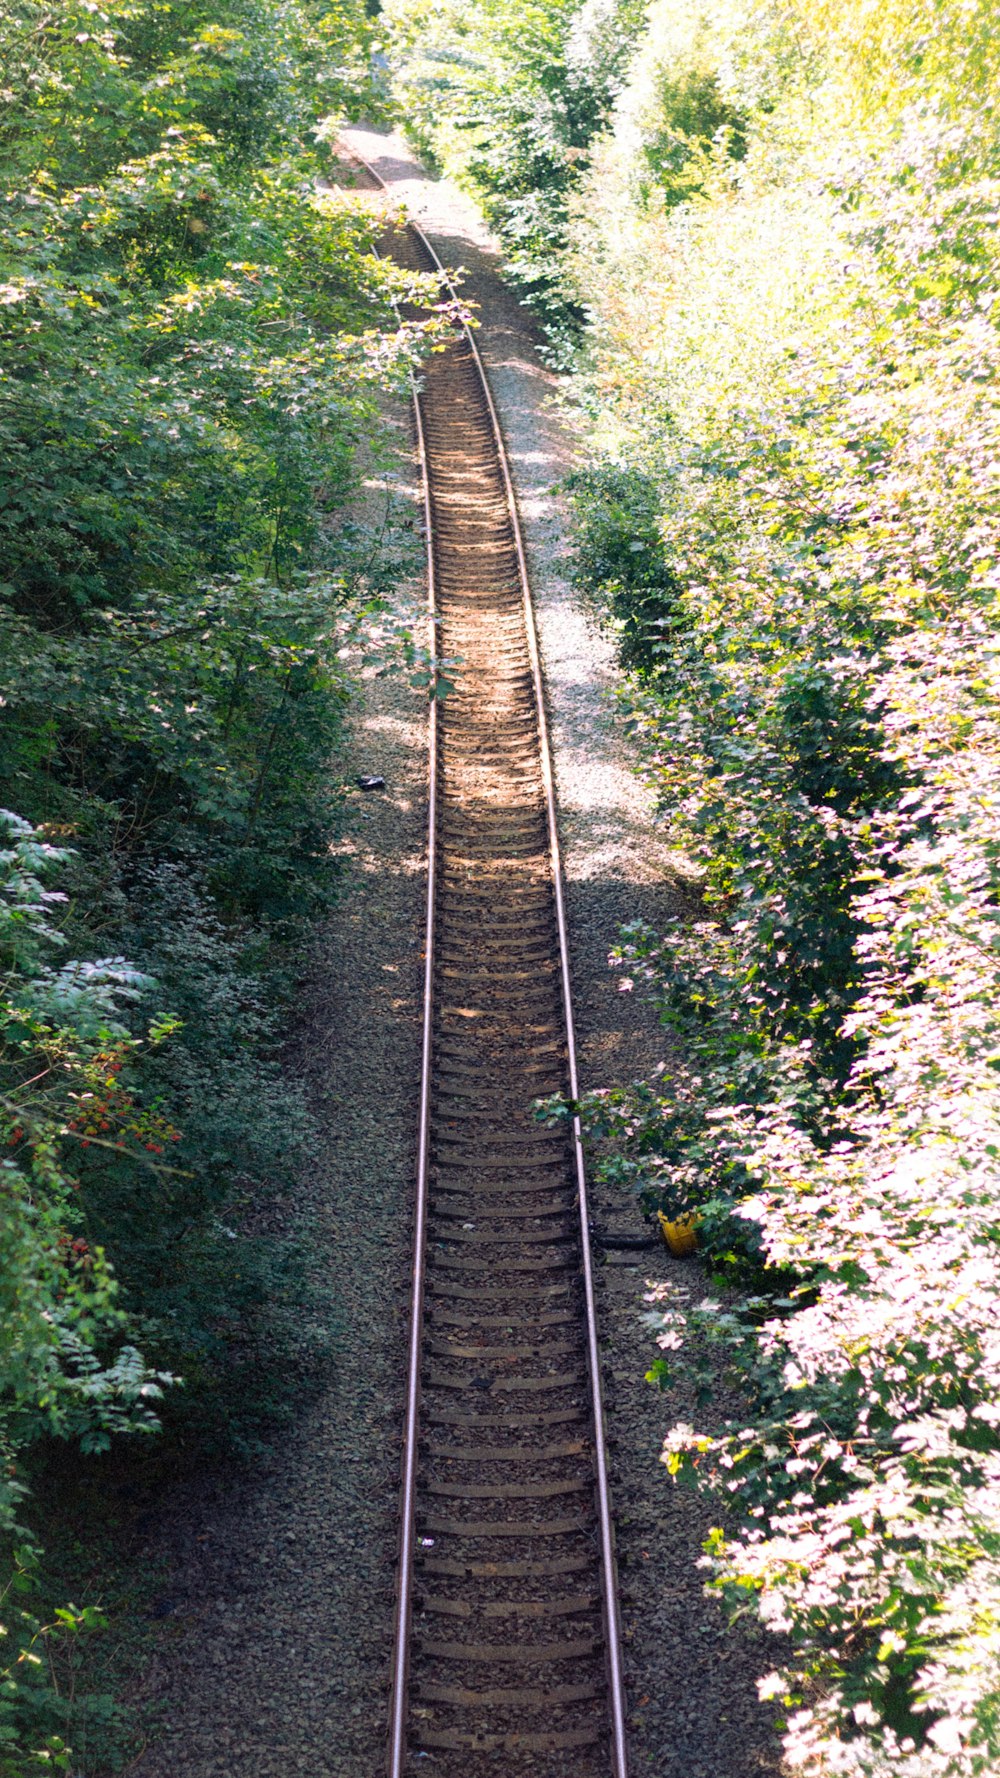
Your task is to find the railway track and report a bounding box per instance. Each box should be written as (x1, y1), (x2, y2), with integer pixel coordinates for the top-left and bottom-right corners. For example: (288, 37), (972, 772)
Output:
(339, 147), (629, 1778)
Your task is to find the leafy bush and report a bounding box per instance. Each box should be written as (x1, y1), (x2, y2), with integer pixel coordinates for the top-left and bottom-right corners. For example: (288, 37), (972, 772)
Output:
(383, 0), (646, 349)
(1, 813), (173, 1771)
(638, 64), (746, 207)
(567, 465), (684, 674)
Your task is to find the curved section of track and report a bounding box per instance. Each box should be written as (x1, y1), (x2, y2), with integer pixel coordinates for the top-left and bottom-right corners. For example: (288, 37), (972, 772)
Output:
(342, 149), (628, 1778)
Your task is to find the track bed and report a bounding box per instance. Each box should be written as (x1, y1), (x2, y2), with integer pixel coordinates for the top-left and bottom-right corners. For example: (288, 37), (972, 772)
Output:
(356, 183), (627, 1778)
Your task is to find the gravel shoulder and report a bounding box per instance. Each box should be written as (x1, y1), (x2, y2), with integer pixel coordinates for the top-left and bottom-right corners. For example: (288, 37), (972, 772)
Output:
(127, 131), (785, 1778)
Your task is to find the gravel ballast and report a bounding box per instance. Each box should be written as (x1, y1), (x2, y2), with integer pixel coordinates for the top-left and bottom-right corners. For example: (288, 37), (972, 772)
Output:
(344, 127), (785, 1778)
(126, 131), (785, 1778)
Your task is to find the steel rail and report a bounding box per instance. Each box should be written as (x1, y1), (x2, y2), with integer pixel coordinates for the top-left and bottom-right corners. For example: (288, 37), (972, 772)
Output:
(340, 140), (629, 1778)
(385, 358), (437, 1778)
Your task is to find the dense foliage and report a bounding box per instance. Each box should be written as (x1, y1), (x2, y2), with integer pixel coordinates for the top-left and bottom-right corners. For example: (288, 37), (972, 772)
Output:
(384, 0), (646, 348)
(0, 1), (445, 1766)
(388, 0), (1000, 1771)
